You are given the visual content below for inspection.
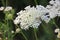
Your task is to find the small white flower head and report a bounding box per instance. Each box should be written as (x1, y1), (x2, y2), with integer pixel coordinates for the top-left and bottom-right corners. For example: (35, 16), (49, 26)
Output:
(57, 32), (60, 38)
(55, 28), (60, 33)
(4, 6), (12, 11)
(48, 7), (57, 18)
(0, 6), (4, 11)
(14, 5), (43, 30)
(11, 30), (14, 34)
(16, 28), (21, 33)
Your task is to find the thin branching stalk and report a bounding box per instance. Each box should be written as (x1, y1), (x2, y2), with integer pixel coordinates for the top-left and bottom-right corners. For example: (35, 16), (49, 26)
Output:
(34, 28), (38, 40)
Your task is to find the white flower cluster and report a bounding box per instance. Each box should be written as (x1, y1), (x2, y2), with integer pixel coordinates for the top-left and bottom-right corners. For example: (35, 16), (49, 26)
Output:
(0, 7), (4, 11)
(14, 5), (44, 29)
(14, 0), (60, 30)
(0, 6), (12, 11)
(55, 28), (60, 38)
(46, 0), (60, 17)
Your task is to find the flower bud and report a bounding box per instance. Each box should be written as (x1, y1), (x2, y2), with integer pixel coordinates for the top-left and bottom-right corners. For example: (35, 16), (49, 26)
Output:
(11, 31), (14, 34)
(16, 28), (21, 33)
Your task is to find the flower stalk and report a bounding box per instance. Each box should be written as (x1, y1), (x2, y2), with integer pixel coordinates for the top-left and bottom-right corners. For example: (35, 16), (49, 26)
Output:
(20, 30), (28, 40)
(34, 28), (38, 40)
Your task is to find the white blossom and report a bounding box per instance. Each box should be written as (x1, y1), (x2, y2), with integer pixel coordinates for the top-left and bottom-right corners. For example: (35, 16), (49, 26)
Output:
(14, 0), (60, 30)
(55, 28), (60, 33)
(57, 32), (60, 38)
(46, 0), (60, 17)
(0, 7), (4, 11)
(4, 6), (12, 11)
(14, 5), (43, 29)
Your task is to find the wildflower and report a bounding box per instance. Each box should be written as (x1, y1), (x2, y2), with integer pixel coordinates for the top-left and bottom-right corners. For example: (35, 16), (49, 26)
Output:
(4, 6), (12, 11)
(16, 28), (21, 33)
(54, 28), (60, 38)
(14, 6), (42, 29)
(46, 0), (60, 18)
(0, 7), (4, 11)
(14, 0), (60, 30)
(55, 28), (60, 33)
(57, 32), (60, 38)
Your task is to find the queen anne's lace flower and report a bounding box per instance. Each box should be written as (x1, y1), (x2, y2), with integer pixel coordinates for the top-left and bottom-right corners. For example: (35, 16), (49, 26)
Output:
(14, 5), (46, 29)
(46, 0), (60, 17)
(14, 0), (60, 30)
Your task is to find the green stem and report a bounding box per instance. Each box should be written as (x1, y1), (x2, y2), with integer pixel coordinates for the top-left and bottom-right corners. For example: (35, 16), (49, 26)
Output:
(34, 0), (38, 5)
(6, 20), (12, 40)
(52, 19), (58, 28)
(15, 25), (28, 40)
(21, 30), (28, 40)
(3, 32), (6, 40)
(1, 0), (5, 6)
(41, 22), (52, 34)
(34, 28), (38, 40)
(6, 0), (8, 6)
(7, 20), (10, 40)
